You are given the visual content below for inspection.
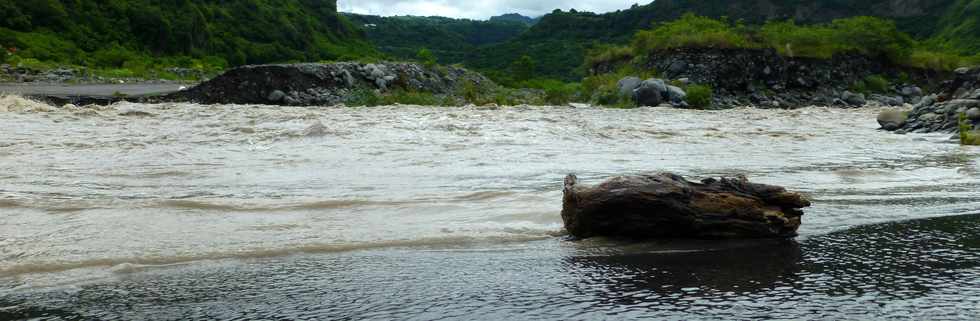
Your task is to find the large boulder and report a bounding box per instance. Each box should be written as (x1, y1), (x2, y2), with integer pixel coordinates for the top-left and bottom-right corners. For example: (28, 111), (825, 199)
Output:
(617, 77), (642, 96)
(666, 85), (687, 106)
(841, 91), (866, 106)
(561, 173), (811, 239)
(967, 107), (980, 121)
(877, 109), (910, 130)
(633, 79), (667, 107)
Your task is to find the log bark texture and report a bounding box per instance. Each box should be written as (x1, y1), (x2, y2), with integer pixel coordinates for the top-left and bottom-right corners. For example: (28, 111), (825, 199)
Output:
(561, 173), (811, 239)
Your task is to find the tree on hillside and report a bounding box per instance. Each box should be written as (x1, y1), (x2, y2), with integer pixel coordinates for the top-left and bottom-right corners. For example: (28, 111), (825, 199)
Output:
(417, 48), (436, 67)
(512, 55), (535, 81)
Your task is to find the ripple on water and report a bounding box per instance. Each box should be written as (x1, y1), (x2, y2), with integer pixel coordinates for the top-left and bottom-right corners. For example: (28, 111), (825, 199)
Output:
(0, 101), (979, 319)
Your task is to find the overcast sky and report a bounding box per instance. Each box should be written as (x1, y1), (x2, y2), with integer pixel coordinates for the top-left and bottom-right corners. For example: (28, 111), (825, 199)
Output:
(338, 0), (644, 20)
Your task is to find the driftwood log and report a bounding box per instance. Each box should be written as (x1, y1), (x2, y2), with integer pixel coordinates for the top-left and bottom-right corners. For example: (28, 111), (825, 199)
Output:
(561, 173), (811, 239)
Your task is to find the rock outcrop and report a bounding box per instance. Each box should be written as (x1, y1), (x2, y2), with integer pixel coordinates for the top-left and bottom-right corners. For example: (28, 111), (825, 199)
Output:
(593, 48), (947, 109)
(883, 67), (980, 133)
(161, 62), (496, 106)
(561, 173), (811, 240)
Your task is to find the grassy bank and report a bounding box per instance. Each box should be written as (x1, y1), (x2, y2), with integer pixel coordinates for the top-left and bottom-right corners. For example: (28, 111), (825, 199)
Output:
(587, 14), (980, 73)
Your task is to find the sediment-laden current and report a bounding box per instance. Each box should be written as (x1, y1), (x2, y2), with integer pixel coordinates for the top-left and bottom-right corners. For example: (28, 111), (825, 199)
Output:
(1, 98), (978, 319)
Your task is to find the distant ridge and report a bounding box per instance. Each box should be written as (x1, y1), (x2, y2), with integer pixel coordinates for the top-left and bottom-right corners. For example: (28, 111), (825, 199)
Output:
(489, 13), (539, 25)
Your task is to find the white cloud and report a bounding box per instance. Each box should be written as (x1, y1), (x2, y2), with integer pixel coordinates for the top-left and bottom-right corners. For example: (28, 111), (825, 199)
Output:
(338, 0), (643, 19)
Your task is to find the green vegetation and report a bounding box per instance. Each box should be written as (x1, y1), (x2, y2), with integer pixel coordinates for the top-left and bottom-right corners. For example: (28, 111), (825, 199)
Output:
(511, 55), (537, 82)
(344, 89), (451, 107)
(961, 113), (980, 145)
(850, 75), (891, 94)
(581, 64), (659, 108)
(590, 14), (976, 74)
(343, 13), (528, 64)
(416, 48), (437, 67)
(685, 85), (713, 108)
(633, 14), (756, 52)
(583, 45), (634, 73)
(461, 0), (980, 80)
(516, 79), (582, 105)
(0, 0), (377, 79)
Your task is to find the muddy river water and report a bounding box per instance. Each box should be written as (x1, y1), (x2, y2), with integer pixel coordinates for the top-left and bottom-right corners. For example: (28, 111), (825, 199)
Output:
(1, 98), (979, 319)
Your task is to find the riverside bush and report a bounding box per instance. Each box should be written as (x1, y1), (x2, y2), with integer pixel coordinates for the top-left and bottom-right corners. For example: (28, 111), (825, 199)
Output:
(961, 113), (980, 145)
(864, 75), (891, 93)
(685, 84), (713, 108)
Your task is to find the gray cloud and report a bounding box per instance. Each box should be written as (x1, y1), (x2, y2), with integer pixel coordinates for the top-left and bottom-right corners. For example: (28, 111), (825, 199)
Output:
(338, 0), (642, 19)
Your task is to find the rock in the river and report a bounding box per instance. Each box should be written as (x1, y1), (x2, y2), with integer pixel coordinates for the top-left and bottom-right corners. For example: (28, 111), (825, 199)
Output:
(869, 94), (904, 106)
(633, 79), (667, 107)
(561, 173), (811, 239)
(267, 90), (286, 102)
(666, 85), (687, 106)
(967, 107), (980, 121)
(877, 109), (910, 130)
(841, 91), (866, 106)
(900, 86), (923, 97)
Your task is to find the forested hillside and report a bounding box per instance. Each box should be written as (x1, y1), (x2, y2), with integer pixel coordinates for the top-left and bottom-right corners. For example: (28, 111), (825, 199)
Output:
(0, 0), (376, 71)
(466, 0), (980, 80)
(343, 14), (529, 64)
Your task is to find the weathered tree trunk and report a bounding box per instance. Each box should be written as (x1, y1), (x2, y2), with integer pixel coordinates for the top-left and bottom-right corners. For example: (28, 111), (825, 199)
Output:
(561, 173), (811, 239)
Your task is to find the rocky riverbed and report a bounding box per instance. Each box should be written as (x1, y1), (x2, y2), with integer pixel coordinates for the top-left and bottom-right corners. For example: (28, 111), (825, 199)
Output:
(158, 62), (507, 106)
(0, 64), (203, 84)
(878, 67), (980, 135)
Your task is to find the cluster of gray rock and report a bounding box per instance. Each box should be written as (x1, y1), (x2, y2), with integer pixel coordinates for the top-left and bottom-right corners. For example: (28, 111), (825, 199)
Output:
(878, 67), (980, 133)
(165, 62), (494, 106)
(617, 77), (689, 107)
(0, 64), (199, 84)
(595, 48), (942, 109)
(840, 85), (923, 107)
(1, 64), (78, 83)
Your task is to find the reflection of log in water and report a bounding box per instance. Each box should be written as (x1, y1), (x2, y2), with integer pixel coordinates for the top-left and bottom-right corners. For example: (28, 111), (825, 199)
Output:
(561, 214), (980, 317)
(562, 239), (803, 304)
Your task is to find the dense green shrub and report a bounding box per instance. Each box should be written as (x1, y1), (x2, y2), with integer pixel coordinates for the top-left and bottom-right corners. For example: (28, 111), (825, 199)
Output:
(685, 85), (713, 108)
(863, 75), (891, 93)
(760, 20), (840, 58)
(91, 44), (137, 68)
(518, 79), (581, 105)
(584, 44), (634, 72)
(632, 13), (756, 52)
(961, 113), (979, 145)
(511, 55), (536, 82)
(345, 88), (383, 107)
(382, 90), (449, 106)
(416, 48), (437, 67)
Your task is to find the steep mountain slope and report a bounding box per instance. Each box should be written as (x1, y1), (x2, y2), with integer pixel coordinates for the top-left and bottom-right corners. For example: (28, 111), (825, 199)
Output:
(0, 0), (376, 67)
(343, 14), (529, 63)
(466, 0), (976, 80)
(930, 0), (980, 53)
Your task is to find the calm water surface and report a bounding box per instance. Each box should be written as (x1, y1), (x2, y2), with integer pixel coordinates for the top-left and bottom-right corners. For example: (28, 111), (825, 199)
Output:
(1, 98), (978, 319)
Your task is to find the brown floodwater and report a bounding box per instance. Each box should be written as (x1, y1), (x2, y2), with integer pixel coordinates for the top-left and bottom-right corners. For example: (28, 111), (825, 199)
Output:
(1, 98), (978, 319)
